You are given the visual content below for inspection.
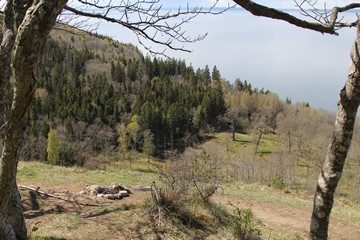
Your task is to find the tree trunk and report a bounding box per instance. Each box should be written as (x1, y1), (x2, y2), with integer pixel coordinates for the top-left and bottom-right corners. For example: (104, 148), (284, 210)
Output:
(310, 21), (360, 239)
(254, 128), (263, 154)
(0, 1), (67, 239)
(0, 0), (16, 143)
(231, 118), (236, 141)
(287, 129), (291, 153)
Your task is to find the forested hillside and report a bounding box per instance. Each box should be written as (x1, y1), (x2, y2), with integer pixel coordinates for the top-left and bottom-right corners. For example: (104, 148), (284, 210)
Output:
(20, 27), (227, 164)
(14, 25), (360, 202)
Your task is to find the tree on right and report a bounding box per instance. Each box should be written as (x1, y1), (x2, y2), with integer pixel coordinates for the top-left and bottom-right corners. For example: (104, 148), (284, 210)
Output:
(232, 1), (360, 239)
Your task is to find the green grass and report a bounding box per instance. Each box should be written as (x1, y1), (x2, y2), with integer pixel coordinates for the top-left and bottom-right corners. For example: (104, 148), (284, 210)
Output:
(18, 167), (38, 179)
(224, 183), (312, 209)
(223, 183), (360, 235)
(18, 156), (161, 188)
(213, 132), (277, 155)
(19, 132), (360, 240)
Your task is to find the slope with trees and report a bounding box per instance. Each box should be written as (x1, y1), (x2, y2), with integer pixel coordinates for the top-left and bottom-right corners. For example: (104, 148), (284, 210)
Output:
(233, 1), (360, 239)
(20, 30), (227, 163)
(0, 1), (226, 238)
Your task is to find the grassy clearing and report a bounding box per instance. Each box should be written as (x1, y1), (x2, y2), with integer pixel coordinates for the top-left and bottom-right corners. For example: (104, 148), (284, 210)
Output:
(20, 131), (360, 239)
(20, 153), (261, 239)
(221, 183), (360, 239)
(213, 132), (277, 155)
(18, 155), (160, 189)
(224, 184), (312, 209)
(21, 159), (360, 239)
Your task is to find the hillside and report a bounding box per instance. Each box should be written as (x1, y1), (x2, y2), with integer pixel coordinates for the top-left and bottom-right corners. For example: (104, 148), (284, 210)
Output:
(19, 134), (360, 239)
(4, 21), (360, 239)
(20, 24), (228, 166)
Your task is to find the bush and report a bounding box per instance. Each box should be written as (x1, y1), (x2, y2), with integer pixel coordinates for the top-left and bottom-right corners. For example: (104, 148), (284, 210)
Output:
(271, 174), (287, 190)
(229, 203), (261, 240)
(159, 148), (222, 202)
(148, 182), (203, 228)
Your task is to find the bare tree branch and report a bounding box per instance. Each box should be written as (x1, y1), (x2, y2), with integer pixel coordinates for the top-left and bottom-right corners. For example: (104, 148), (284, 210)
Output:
(62, 0), (232, 56)
(233, 0), (360, 35)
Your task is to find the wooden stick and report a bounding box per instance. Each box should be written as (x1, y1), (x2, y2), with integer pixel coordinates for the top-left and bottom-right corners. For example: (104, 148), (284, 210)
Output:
(18, 184), (109, 207)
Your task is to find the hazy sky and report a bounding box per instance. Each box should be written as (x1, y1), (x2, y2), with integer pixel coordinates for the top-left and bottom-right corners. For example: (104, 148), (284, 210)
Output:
(96, 1), (359, 112)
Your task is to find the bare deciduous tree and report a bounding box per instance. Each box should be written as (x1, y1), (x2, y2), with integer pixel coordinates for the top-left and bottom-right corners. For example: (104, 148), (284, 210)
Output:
(0, 1), (225, 238)
(233, 0), (360, 239)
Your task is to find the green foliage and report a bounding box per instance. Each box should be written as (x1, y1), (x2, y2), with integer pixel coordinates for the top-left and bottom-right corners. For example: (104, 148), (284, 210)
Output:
(22, 27), (289, 165)
(271, 174), (287, 190)
(117, 123), (128, 157)
(25, 33), (229, 157)
(18, 167), (38, 179)
(230, 204), (261, 240)
(40, 121), (50, 138)
(143, 129), (156, 158)
(64, 119), (74, 141)
(47, 129), (61, 165)
(127, 115), (141, 150)
(211, 65), (221, 81)
(135, 71), (226, 151)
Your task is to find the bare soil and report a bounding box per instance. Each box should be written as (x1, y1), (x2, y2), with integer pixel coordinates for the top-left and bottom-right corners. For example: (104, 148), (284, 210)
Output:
(212, 194), (360, 240)
(22, 184), (152, 239)
(22, 184), (360, 239)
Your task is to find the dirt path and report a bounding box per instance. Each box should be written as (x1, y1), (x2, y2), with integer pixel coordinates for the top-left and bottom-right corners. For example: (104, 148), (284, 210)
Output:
(212, 194), (360, 240)
(22, 183), (360, 239)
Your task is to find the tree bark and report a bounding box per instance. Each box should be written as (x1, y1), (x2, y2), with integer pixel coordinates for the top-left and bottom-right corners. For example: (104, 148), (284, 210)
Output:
(0, 0), (16, 137)
(0, 1), (67, 239)
(231, 118), (236, 141)
(310, 21), (360, 239)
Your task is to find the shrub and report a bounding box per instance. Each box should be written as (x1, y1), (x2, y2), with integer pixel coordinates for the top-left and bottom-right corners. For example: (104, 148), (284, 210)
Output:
(229, 203), (261, 240)
(271, 174), (287, 190)
(148, 182), (202, 228)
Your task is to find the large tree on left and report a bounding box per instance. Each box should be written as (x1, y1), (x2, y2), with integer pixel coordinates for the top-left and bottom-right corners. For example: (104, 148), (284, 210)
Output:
(0, 1), (68, 239)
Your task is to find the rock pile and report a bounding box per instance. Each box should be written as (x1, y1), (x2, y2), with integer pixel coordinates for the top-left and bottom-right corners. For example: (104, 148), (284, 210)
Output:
(79, 183), (132, 200)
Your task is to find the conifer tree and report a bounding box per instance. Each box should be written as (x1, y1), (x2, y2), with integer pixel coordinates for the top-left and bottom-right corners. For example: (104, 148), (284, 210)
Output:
(143, 129), (156, 161)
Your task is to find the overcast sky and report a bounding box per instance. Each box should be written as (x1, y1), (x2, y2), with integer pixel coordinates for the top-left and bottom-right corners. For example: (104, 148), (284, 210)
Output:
(96, 1), (359, 112)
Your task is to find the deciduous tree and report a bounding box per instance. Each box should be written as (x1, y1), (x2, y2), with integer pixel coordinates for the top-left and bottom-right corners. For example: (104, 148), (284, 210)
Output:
(47, 129), (62, 165)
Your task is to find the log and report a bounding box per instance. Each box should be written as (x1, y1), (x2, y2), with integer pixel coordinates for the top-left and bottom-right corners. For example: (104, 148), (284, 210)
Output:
(18, 184), (109, 207)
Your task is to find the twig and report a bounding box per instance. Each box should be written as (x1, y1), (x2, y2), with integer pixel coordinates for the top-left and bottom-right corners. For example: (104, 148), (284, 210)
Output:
(0, 121), (8, 131)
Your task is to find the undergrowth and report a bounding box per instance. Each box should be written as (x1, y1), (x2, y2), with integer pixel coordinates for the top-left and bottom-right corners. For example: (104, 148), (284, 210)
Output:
(146, 147), (262, 239)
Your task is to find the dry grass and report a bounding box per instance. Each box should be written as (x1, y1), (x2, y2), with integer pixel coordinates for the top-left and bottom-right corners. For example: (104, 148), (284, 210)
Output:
(19, 132), (360, 240)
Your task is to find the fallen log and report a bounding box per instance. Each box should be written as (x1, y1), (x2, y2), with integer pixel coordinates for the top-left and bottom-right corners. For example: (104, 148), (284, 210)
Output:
(18, 184), (109, 207)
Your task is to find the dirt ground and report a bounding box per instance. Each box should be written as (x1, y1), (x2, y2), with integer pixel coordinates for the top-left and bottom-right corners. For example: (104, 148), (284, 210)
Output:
(22, 184), (152, 239)
(212, 195), (360, 240)
(21, 185), (360, 240)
